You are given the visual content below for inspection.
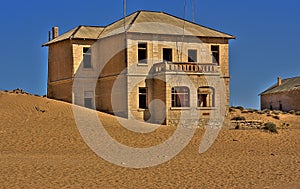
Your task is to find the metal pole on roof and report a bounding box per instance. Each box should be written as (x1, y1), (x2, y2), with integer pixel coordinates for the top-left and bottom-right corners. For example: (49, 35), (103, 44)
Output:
(192, 0), (196, 22)
(123, 0), (126, 31)
(123, 0), (127, 64)
(180, 0), (187, 62)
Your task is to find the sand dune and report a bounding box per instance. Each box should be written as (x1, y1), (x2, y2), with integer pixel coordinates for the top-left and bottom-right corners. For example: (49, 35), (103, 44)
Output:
(0, 91), (299, 188)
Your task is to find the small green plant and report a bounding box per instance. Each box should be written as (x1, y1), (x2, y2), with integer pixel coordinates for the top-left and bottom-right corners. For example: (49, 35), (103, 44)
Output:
(262, 109), (270, 114)
(295, 111), (300, 116)
(273, 110), (282, 115)
(257, 110), (264, 114)
(235, 106), (244, 111)
(263, 122), (278, 133)
(246, 108), (257, 113)
(289, 110), (295, 114)
(231, 116), (246, 121)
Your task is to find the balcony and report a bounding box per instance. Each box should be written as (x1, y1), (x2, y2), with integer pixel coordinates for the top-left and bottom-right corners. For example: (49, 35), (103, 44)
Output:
(150, 61), (220, 75)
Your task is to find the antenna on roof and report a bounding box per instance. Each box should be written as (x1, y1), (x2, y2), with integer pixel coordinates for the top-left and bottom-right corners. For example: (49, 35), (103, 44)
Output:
(180, 0), (187, 62)
(48, 31), (51, 41)
(123, 0), (126, 31)
(123, 0), (128, 64)
(192, 0), (196, 22)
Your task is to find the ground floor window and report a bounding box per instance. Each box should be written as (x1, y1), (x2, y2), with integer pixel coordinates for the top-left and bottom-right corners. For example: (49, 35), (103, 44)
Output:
(172, 87), (190, 107)
(84, 91), (94, 109)
(198, 87), (214, 107)
(279, 101), (283, 110)
(139, 87), (147, 109)
(269, 103), (273, 110)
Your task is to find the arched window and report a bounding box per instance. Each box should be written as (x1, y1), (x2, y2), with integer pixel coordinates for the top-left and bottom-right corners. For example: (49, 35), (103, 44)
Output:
(198, 87), (214, 107)
(171, 87), (190, 107)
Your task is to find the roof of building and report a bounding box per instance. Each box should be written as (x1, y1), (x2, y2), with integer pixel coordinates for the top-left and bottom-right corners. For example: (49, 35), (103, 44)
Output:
(42, 26), (104, 46)
(43, 10), (235, 46)
(260, 76), (300, 95)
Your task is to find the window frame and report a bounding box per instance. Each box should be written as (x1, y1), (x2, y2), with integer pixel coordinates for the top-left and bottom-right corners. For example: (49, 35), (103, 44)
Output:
(197, 86), (215, 108)
(211, 45), (219, 65)
(279, 101), (283, 111)
(83, 47), (92, 69)
(163, 48), (173, 62)
(84, 98), (93, 109)
(138, 87), (148, 109)
(84, 91), (94, 109)
(138, 42), (148, 64)
(171, 86), (190, 108)
(188, 49), (197, 62)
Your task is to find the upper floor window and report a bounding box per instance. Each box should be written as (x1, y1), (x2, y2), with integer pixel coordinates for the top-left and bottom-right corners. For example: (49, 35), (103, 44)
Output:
(171, 87), (190, 107)
(163, 48), (173, 62)
(211, 45), (219, 65)
(138, 42), (147, 64)
(83, 47), (92, 68)
(198, 87), (214, 107)
(188, 49), (197, 62)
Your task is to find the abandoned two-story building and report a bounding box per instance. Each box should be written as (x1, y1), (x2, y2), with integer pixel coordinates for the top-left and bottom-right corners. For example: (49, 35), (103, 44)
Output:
(42, 10), (235, 126)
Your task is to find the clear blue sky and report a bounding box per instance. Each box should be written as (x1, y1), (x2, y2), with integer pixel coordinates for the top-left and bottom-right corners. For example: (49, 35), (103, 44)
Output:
(0, 0), (299, 109)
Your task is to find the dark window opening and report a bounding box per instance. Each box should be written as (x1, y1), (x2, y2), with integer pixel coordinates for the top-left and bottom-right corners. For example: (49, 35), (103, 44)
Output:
(279, 103), (283, 111)
(171, 87), (190, 107)
(83, 47), (92, 68)
(138, 43), (147, 64)
(198, 87), (215, 107)
(211, 45), (219, 64)
(84, 98), (93, 109)
(163, 48), (173, 62)
(270, 104), (273, 110)
(199, 94), (208, 107)
(188, 49), (197, 62)
(139, 87), (147, 109)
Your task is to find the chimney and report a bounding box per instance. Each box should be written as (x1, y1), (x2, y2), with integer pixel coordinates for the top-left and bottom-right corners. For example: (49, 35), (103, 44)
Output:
(52, 26), (59, 39)
(277, 77), (282, 86)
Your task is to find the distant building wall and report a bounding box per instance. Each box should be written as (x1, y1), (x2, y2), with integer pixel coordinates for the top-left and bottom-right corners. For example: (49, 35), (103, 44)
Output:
(261, 90), (300, 111)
